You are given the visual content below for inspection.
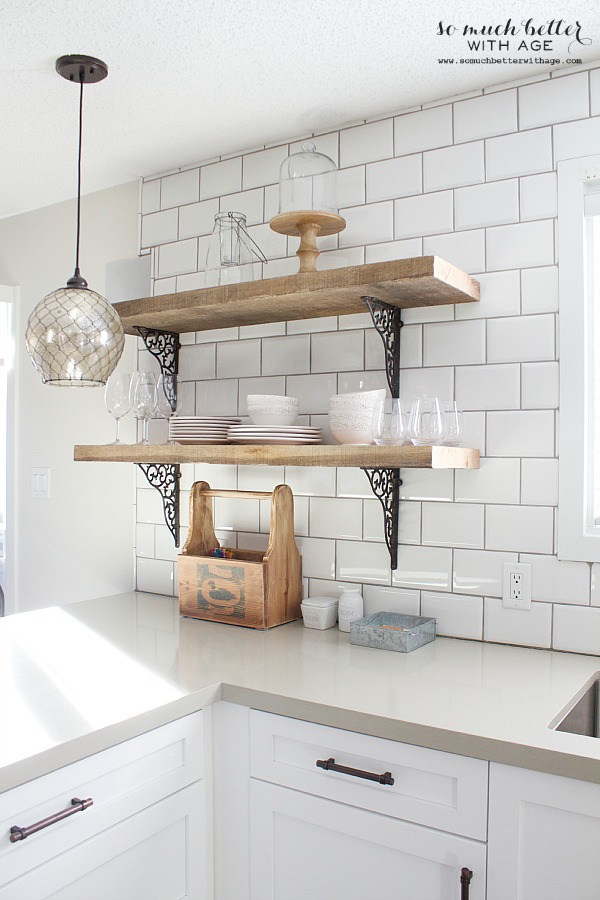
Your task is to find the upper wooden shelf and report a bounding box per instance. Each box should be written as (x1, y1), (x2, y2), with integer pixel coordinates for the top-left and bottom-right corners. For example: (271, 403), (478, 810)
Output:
(74, 444), (480, 469)
(113, 256), (479, 335)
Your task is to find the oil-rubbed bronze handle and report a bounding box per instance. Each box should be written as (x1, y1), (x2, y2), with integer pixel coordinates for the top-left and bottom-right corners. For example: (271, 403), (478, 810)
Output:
(316, 757), (394, 785)
(460, 867), (473, 900)
(10, 797), (93, 843)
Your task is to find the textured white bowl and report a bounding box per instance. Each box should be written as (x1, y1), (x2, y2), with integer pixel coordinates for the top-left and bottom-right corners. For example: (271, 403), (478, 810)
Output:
(247, 394), (300, 426)
(329, 410), (375, 445)
(328, 389), (386, 413)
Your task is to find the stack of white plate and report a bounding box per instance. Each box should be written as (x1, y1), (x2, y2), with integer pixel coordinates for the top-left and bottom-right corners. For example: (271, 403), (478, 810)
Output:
(227, 424), (322, 445)
(169, 416), (242, 445)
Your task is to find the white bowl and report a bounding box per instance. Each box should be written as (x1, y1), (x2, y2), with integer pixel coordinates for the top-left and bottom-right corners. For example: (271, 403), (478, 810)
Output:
(247, 394), (300, 426)
(329, 410), (375, 445)
(328, 389), (386, 413)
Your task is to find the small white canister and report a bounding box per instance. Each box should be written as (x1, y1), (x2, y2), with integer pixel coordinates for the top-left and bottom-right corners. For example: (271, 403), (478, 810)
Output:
(301, 596), (339, 630)
(338, 587), (364, 633)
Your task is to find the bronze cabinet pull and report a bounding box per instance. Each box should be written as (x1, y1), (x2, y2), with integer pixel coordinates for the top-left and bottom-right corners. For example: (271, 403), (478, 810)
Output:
(10, 797), (93, 843)
(460, 867), (473, 899)
(316, 757), (394, 785)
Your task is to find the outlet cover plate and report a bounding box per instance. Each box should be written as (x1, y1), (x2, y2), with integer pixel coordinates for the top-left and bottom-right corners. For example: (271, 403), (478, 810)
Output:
(502, 562), (532, 610)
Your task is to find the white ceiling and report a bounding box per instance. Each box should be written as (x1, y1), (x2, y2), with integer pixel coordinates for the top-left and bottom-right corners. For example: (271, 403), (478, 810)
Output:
(2, 0), (599, 219)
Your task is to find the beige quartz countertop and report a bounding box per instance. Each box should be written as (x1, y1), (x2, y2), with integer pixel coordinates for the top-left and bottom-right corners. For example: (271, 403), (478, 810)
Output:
(2, 591), (600, 792)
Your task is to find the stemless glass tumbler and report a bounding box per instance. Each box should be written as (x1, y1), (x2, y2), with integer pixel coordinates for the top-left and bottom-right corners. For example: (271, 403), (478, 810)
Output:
(131, 372), (157, 445)
(409, 398), (444, 446)
(371, 399), (412, 445)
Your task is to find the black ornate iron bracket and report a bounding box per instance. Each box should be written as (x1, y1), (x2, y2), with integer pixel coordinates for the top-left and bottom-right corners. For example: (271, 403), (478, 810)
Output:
(135, 326), (180, 377)
(362, 297), (404, 570)
(138, 464), (181, 547)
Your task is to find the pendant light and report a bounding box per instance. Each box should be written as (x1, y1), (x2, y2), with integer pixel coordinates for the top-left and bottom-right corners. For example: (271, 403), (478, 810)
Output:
(25, 55), (124, 387)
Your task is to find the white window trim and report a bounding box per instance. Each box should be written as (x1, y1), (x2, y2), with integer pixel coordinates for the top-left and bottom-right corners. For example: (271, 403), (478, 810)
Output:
(558, 154), (600, 561)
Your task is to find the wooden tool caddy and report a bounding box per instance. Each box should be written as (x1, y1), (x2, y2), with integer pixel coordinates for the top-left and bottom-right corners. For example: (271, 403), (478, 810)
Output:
(178, 482), (302, 629)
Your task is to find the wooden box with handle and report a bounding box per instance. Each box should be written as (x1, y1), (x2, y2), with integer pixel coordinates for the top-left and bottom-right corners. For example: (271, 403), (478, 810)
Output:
(178, 482), (302, 629)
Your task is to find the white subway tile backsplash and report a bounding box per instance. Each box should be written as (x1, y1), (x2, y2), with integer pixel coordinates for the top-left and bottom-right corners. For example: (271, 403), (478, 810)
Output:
(340, 119), (393, 167)
(392, 545), (452, 592)
(521, 458), (559, 506)
(486, 504), (554, 553)
(423, 319), (485, 367)
(363, 585), (420, 617)
(394, 191), (453, 240)
(158, 239), (198, 278)
(214, 496), (260, 533)
(553, 116), (600, 162)
(522, 361), (559, 408)
(592, 68), (600, 116)
(337, 166), (366, 208)
(179, 343), (216, 381)
(487, 410), (555, 457)
(311, 330), (364, 373)
(422, 502), (484, 549)
(318, 246), (365, 269)
(367, 322), (420, 369)
(243, 145), (289, 190)
(309, 497), (363, 540)
(141, 208), (178, 248)
(196, 379), (238, 416)
(520, 553), (590, 605)
(455, 363), (520, 410)
(263, 256), (299, 279)
(177, 271), (206, 292)
(137, 488), (168, 525)
(423, 141), (484, 191)
(486, 220), (554, 271)
(487, 314), (555, 364)
(520, 266), (559, 314)
(136, 523), (155, 558)
(262, 334), (310, 376)
(239, 322), (285, 339)
(141, 179), (161, 214)
(153, 276), (176, 296)
(337, 370), (388, 394)
(339, 201), (394, 248)
(453, 548), (518, 597)
(402, 304), (454, 324)
(200, 157), (242, 200)
(285, 373), (337, 414)
(394, 105), (452, 155)
(219, 188), (264, 225)
(454, 90), (517, 143)
(366, 238), (423, 263)
(366, 155), (422, 203)
(519, 173), (557, 222)
(286, 466), (336, 497)
(553, 605), (600, 654)
(178, 196), (219, 239)
(136, 558), (175, 596)
(372, 499), (420, 545)
(400, 366), (454, 401)
(217, 339), (261, 378)
(247, 223), (287, 260)
(161, 169), (199, 209)
(484, 598), (552, 649)
(455, 458), (521, 505)
(486, 128), (553, 181)
(519, 72), (589, 129)
(290, 132), (339, 165)
(421, 591), (483, 640)
(400, 468), (453, 502)
(423, 229), (486, 274)
(455, 180), (519, 231)
(337, 540), (391, 584)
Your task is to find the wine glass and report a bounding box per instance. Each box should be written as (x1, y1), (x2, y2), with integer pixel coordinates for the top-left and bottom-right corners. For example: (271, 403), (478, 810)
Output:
(104, 373), (131, 445)
(156, 374), (184, 444)
(130, 372), (157, 445)
(409, 398), (444, 446)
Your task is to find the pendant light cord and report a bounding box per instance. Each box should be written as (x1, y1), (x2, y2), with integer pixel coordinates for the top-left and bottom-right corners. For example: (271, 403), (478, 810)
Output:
(74, 74), (84, 279)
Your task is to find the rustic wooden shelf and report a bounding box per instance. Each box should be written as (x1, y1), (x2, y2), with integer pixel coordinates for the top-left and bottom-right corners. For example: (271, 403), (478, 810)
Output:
(113, 256), (479, 334)
(74, 444), (480, 469)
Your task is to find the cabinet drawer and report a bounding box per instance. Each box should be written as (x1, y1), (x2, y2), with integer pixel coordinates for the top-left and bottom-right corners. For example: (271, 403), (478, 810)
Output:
(0, 711), (204, 887)
(249, 710), (488, 840)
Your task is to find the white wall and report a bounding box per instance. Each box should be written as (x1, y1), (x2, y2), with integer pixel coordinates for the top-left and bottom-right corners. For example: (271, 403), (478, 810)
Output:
(0, 181), (139, 612)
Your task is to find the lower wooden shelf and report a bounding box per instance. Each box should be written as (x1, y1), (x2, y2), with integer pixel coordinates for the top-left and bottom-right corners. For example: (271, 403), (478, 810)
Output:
(73, 444), (480, 469)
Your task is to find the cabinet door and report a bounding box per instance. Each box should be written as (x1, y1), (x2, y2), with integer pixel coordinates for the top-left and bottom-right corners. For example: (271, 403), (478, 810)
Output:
(0, 782), (205, 900)
(488, 763), (600, 900)
(250, 780), (485, 900)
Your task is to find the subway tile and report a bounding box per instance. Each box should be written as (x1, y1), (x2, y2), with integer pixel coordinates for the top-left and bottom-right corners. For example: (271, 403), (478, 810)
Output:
(454, 90), (518, 142)
(243, 145), (289, 190)
(337, 539), (391, 585)
(216, 338), (261, 378)
(363, 585), (420, 617)
(366, 238), (423, 263)
(522, 361), (559, 408)
(287, 316), (338, 334)
(487, 314), (555, 363)
(423, 319), (485, 367)
(136, 558), (175, 596)
(339, 201), (394, 248)
(366, 323), (420, 370)
(553, 605), (600, 654)
(239, 322), (286, 339)
(402, 304), (454, 324)
(195, 379), (238, 416)
(179, 343), (216, 381)
(366, 154), (422, 203)
(158, 239), (198, 278)
(455, 363), (520, 410)
(485, 505), (554, 553)
(423, 141), (484, 191)
(521, 266), (559, 314)
(392, 544), (452, 592)
(486, 220), (554, 271)
(310, 497), (363, 540)
(247, 223), (287, 260)
(193, 463), (238, 490)
(519, 72), (589, 129)
(318, 246), (365, 270)
(136, 523), (155, 558)
(155, 525), (181, 563)
(177, 271), (206, 292)
(311, 330), (364, 373)
(400, 468), (454, 502)
(394, 191), (453, 240)
(285, 467), (336, 497)
(363, 498), (421, 545)
(141, 179), (160, 214)
(214, 496), (260, 533)
(262, 334), (311, 376)
(340, 119), (394, 167)
(153, 277), (176, 296)
(263, 256), (299, 279)
(484, 74), (551, 92)
(487, 410), (555, 457)
(455, 458), (521, 504)
(200, 157), (242, 200)
(394, 105), (453, 155)
(337, 166), (366, 208)
(290, 132), (339, 166)
(141, 208), (178, 248)
(421, 591), (483, 640)
(454, 180), (519, 231)
(553, 116), (600, 162)
(337, 370), (387, 394)
(486, 128), (553, 180)
(264, 183), (279, 221)
(400, 366), (454, 401)
(286, 373), (337, 413)
(592, 68), (600, 116)
(453, 548), (518, 597)
(592, 564), (600, 607)
(422, 502), (484, 549)
(423, 230), (486, 274)
(520, 553), (590, 605)
(337, 467), (373, 499)
(519, 173), (557, 222)
(521, 458), (559, 506)
(219, 187), (264, 225)
(339, 313), (372, 330)
(194, 326), (239, 344)
(137, 488), (167, 525)
(484, 598), (552, 649)
(161, 169), (199, 209)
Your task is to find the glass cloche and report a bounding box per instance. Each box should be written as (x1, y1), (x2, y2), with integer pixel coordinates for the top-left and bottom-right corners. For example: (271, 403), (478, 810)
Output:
(278, 143), (338, 215)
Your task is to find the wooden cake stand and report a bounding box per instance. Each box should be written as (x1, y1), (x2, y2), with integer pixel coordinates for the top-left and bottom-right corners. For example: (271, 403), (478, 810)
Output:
(269, 210), (346, 273)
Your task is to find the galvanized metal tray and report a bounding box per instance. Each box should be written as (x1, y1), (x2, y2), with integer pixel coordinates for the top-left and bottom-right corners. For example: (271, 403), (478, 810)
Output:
(350, 611), (436, 653)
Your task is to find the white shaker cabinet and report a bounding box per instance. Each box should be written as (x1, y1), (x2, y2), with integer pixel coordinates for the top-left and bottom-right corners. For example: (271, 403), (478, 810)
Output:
(0, 712), (208, 900)
(487, 762), (600, 900)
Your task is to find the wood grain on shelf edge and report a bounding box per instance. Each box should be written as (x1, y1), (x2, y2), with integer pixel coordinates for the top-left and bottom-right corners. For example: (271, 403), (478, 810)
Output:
(113, 256), (480, 335)
(73, 444), (480, 469)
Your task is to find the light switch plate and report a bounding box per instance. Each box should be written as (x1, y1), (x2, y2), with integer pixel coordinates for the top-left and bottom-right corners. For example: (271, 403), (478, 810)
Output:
(31, 467), (50, 499)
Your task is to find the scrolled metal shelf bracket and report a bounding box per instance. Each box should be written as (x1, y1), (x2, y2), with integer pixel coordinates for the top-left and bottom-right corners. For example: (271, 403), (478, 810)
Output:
(362, 468), (402, 571)
(138, 464), (181, 547)
(135, 326), (180, 377)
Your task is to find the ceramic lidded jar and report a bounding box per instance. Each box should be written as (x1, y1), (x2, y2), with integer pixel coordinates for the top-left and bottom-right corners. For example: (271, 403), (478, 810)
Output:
(338, 588), (364, 633)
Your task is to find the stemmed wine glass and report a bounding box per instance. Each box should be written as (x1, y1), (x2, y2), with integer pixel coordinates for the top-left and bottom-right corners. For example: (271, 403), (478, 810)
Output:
(156, 374), (183, 444)
(130, 372), (157, 445)
(104, 373), (131, 445)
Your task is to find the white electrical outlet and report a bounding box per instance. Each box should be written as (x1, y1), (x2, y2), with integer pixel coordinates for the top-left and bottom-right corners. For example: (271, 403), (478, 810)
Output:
(502, 562), (532, 610)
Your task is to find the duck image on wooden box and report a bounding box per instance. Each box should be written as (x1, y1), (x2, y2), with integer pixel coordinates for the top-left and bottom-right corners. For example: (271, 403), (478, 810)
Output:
(178, 482), (302, 629)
